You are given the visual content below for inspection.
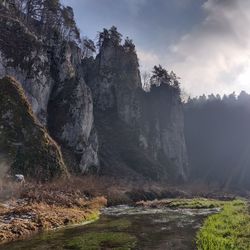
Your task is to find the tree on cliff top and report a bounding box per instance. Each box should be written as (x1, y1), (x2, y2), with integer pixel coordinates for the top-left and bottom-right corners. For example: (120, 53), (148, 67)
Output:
(10, 0), (80, 43)
(123, 36), (135, 52)
(150, 65), (180, 92)
(97, 26), (122, 49)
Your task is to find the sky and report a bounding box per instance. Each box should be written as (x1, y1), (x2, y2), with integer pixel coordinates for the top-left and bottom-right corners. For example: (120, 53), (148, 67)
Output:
(61, 0), (250, 97)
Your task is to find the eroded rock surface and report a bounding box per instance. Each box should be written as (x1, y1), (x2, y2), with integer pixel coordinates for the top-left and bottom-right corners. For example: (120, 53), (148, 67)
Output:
(84, 38), (188, 181)
(0, 4), (99, 174)
(0, 76), (67, 181)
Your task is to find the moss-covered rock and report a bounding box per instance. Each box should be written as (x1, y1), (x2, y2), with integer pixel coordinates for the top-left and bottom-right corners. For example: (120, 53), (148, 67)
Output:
(0, 76), (68, 181)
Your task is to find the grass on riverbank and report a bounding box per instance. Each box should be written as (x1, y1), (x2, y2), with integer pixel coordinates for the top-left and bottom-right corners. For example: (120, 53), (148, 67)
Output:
(196, 199), (250, 250)
(136, 198), (226, 209)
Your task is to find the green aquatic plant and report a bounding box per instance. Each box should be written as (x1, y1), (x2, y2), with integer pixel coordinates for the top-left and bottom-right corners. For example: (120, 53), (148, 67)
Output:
(196, 199), (250, 250)
(90, 217), (131, 230)
(65, 232), (137, 250)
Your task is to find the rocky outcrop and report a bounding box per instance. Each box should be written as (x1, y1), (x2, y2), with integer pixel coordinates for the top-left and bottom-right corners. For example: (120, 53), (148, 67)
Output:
(0, 2), (188, 182)
(0, 4), (99, 174)
(0, 12), (52, 125)
(0, 76), (67, 181)
(47, 42), (99, 173)
(83, 38), (188, 181)
(140, 85), (188, 180)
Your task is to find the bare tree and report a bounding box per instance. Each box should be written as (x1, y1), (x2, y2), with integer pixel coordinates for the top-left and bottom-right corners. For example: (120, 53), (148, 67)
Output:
(82, 36), (96, 58)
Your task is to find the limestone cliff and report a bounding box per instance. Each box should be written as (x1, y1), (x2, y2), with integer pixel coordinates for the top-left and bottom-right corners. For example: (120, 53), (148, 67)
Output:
(0, 76), (67, 181)
(0, 3), (99, 174)
(0, 2), (188, 182)
(140, 85), (188, 180)
(83, 34), (188, 181)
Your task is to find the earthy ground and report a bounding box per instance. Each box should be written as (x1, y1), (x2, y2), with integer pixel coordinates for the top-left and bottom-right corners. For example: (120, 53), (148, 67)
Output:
(0, 179), (106, 244)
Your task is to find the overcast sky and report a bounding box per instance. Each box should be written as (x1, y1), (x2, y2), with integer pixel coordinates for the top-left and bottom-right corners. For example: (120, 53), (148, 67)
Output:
(61, 0), (250, 96)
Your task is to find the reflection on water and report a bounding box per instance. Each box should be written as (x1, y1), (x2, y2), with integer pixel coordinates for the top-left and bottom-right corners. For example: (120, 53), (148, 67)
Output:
(1, 206), (217, 250)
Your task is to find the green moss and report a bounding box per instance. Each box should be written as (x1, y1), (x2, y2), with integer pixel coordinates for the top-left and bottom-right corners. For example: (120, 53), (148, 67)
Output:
(0, 76), (68, 181)
(105, 218), (131, 230)
(65, 232), (137, 250)
(196, 199), (250, 250)
(84, 211), (100, 223)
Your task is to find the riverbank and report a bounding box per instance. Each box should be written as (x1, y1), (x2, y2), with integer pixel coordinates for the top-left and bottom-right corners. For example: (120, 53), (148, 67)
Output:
(1, 201), (222, 250)
(136, 198), (250, 250)
(197, 199), (250, 250)
(0, 181), (107, 244)
(0, 176), (248, 247)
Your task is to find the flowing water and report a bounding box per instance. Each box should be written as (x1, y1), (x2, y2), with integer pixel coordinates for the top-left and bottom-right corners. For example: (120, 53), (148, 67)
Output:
(1, 205), (218, 250)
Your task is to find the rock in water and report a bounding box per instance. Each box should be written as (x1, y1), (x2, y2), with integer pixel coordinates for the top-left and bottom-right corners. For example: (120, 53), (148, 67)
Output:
(0, 76), (68, 181)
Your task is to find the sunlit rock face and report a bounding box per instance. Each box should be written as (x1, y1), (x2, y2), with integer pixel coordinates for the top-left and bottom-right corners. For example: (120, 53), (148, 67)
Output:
(0, 2), (188, 181)
(0, 5), (99, 174)
(0, 14), (52, 125)
(83, 41), (188, 181)
(47, 43), (99, 173)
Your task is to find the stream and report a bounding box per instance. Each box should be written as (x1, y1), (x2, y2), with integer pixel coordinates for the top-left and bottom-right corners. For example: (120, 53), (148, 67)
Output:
(1, 205), (218, 250)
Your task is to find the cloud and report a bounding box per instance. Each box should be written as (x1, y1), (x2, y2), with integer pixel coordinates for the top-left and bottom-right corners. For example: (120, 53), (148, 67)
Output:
(62, 0), (250, 96)
(124, 0), (147, 15)
(165, 0), (250, 96)
(137, 49), (161, 72)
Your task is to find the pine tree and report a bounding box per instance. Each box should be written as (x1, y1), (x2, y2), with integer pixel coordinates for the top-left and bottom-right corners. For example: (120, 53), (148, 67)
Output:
(124, 37), (135, 52)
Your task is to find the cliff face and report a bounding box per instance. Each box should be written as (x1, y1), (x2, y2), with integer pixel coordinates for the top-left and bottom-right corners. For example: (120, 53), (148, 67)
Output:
(84, 41), (188, 181)
(0, 76), (67, 181)
(47, 41), (99, 173)
(0, 4), (99, 174)
(0, 2), (188, 182)
(140, 85), (188, 180)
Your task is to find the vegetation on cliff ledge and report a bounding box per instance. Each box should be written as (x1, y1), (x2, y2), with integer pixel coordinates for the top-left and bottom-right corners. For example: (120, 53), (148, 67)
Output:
(0, 76), (67, 181)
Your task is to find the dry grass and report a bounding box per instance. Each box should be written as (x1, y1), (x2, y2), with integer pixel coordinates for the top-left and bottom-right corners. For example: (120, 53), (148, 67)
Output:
(0, 175), (240, 245)
(53, 176), (186, 205)
(0, 178), (107, 244)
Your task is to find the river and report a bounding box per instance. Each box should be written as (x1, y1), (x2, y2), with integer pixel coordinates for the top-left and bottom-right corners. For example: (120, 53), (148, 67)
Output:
(1, 205), (218, 250)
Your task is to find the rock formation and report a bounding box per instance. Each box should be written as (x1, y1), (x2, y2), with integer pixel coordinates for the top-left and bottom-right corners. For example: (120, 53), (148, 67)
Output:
(83, 31), (188, 181)
(0, 76), (67, 181)
(0, 2), (188, 182)
(0, 3), (99, 174)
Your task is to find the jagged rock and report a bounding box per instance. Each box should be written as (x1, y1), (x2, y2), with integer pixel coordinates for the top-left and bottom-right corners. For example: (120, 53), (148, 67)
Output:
(0, 13), (53, 124)
(140, 84), (188, 180)
(0, 76), (67, 181)
(84, 39), (188, 181)
(0, 2), (188, 181)
(47, 43), (99, 172)
(0, 5), (99, 174)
